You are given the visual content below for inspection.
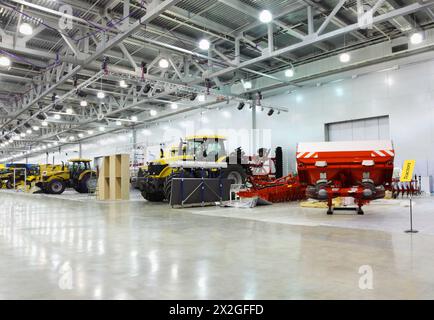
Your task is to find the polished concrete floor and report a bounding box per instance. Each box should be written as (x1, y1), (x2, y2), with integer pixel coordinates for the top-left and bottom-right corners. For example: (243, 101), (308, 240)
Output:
(1, 191), (434, 299)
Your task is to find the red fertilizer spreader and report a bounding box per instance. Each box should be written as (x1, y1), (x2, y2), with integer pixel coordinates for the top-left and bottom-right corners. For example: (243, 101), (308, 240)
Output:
(296, 140), (394, 215)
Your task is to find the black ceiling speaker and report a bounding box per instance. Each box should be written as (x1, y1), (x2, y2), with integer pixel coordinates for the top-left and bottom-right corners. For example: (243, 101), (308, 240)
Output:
(237, 102), (245, 110)
(267, 109), (274, 116)
(14, 129), (21, 134)
(190, 93), (197, 101)
(24, 123), (31, 129)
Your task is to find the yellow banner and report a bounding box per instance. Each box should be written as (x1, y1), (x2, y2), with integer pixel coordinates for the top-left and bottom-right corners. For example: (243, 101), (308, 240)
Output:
(400, 160), (416, 182)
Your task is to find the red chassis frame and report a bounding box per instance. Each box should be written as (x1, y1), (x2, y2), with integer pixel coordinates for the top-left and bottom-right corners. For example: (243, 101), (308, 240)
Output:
(296, 141), (394, 215)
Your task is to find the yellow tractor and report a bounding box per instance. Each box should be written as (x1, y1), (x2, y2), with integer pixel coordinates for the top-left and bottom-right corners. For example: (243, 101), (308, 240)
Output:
(137, 135), (248, 202)
(35, 159), (97, 194)
(1, 164), (39, 189)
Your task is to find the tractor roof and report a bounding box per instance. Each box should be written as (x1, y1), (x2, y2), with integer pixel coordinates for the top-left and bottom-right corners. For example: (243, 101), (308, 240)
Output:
(185, 135), (226, 141)
(68, 158), (92, 162)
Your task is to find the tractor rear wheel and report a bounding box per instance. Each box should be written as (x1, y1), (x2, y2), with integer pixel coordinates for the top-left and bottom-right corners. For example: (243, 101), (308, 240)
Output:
(220, 164), (247, 185)
(47, 179), (66, 194)
(5, 180), (13, 189)
(77, 174), (97, 193)
(141, 191), (165, 202)
(164, 171), (191, 202)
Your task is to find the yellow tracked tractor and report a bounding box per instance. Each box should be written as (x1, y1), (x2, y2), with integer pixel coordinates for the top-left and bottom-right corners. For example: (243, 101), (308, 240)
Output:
(137, 135), (248, 202)
(35, 159), (97, 194)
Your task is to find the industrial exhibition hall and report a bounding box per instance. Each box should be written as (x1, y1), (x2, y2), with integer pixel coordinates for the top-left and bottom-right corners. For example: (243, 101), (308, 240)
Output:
(1, 0), (434, 303)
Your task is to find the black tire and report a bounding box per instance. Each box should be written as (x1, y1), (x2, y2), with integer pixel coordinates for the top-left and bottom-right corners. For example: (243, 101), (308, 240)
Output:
(163, 171), (191, 202)
(220, 164), (247, 185)
(141, 191), (165, 202)
(77, 174), (97, 193)
(275, 147), (283, 178)
(6, 180), (13, 189)
(47, 179), (66, 195)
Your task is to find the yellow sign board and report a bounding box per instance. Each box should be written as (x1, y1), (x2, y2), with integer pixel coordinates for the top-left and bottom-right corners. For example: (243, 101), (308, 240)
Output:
(400, 160), (416, 182)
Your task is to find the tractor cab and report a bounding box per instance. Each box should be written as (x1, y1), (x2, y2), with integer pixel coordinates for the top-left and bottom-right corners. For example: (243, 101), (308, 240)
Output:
(183, 135), (227, 161)
(68, 159), (92, 179)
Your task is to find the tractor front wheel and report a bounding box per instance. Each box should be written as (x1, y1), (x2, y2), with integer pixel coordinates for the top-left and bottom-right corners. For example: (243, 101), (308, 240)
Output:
(47, 179), (66, 194)
(77, 174), (97, 193)
(220, 164), (247, 185)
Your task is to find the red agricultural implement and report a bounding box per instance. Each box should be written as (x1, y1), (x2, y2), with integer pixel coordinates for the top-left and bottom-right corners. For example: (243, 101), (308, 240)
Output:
(237, 174), (306, 203)
(296, 140), (395, 215)
(392, 175), (422, 198)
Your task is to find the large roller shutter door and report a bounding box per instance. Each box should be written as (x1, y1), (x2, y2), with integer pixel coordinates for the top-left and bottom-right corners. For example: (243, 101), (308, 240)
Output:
(326, 116), (390, 141)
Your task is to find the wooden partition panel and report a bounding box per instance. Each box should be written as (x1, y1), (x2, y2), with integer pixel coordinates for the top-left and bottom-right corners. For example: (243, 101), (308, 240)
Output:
(97, 153), (130, 201)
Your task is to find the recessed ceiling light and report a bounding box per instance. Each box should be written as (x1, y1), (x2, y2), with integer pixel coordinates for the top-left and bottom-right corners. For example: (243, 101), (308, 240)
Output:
(19, 23), (33, 35)
(259, 10), (273, 23)
(159, 58), (169, 69)
(198, 39), (210, 50)
(339, 52), (351, 63)
(0, 56), (11, 67)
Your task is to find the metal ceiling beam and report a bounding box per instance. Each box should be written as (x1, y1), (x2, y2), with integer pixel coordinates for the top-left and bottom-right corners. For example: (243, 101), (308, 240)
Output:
(205, 2), (434, 80)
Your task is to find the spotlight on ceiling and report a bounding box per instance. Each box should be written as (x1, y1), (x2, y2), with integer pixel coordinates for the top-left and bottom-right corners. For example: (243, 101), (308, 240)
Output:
(19, 23), (33, 35)
(339, 52), (351, 63)
(237, 102), (245, 110)
(143, 83), (152, 94)
(198, 39), (210, 51)
(159, 58), (169, 69)
(410, 32), (424, 45)
(259, 10), (273, 23)
(36, 113), (47, 121)
(0, 56), (11, 67)
(267, 109), (275, 116)
(190, 93), (197, 101)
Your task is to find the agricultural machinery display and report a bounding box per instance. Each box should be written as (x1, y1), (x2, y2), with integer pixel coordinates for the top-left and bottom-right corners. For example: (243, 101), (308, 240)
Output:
(296, 140), (395, 214)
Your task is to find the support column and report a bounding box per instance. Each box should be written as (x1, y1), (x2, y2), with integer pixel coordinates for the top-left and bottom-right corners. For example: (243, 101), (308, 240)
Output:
(79, 142), (82, 158)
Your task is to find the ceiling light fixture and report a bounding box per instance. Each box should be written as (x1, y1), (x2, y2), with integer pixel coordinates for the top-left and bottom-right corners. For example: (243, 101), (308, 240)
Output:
(171, 103), (178, 110)
(410, 32), (424, 45)
(198, 39), (210, 51)
(41, 121), (48, 127)
(54, 114), (61, 120)
(131, 116), (138, 122)
(285, 68), (295, 77)
(259, 10), (273, 23)
(243, 81), (252, 90)
(66, 108), (73, 115)
(0, 56), (11, 67)
(119, 80), (128, 88)
(116, 120), (122, 126)
(159, 58), (169, 69)
(198, 94), (206, 102)
(19, 23), (33, 35)
(97, 91), (105, 99)
(150, 110), (157, 116)
(339, 52), (351, 63)
(80, 100), (88, 107)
